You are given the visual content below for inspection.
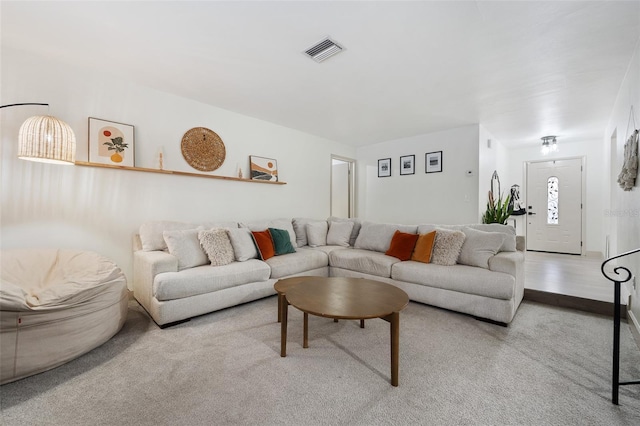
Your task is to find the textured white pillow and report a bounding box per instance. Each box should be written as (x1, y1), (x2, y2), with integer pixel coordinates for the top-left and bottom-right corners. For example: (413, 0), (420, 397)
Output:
(198, 229), (235, 266)
(140, 221), (195, 251)
(307, 222), (328, 247)
(431, 228), (466, 266)
(458, 227), (505, 269)
(227, 228), (258, 261)
(163, 228), (208, 270)
(326, 221), (354, 247)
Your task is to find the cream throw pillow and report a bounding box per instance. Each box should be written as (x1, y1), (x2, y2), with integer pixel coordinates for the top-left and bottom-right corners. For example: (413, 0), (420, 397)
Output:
(457, 227), (505, 269)
(227, 228), (258, 261)
(163, 228), (208, 270)
(307, 222), (328, 247)
(431, 228), (466, 266)
(198, 229), (235, 266)
(326, 221), (354, 247)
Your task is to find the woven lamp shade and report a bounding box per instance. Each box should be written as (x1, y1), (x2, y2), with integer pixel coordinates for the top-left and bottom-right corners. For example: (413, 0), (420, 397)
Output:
(18, 115), (76, 164)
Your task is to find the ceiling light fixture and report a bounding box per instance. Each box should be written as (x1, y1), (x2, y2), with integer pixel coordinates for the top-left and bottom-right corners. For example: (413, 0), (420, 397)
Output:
(0, 103), (76, 165)
(541, 135), (558, 155)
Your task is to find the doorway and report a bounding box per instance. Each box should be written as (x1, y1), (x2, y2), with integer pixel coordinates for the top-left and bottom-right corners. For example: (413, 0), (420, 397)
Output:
(330, 156), (355, 218)
(526, 158), (584, 254)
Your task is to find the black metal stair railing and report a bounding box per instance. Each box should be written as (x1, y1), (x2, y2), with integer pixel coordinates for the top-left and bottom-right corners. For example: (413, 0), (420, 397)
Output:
(601, 247), (640, 405)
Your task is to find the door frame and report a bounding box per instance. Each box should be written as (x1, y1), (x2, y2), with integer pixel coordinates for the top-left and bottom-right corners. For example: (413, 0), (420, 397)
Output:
(330, 155), (356, 218)
(524, 156), (587, 255)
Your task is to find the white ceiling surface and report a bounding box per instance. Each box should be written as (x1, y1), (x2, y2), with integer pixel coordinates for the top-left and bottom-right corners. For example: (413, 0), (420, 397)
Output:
(2, 1), (639, 147)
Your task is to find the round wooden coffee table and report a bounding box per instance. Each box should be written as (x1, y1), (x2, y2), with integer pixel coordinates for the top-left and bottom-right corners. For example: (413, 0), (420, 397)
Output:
(280, 277), (409, 386)
(274, 276), (317, 323)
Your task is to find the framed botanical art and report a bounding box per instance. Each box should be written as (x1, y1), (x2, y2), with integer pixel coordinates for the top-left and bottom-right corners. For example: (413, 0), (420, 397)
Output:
(88, 117), (135, 167)
(400, 155), (415, 175)
(425, 151), (443, 173)
(250, 155), (278, 181)
(378, 158), (391, 177)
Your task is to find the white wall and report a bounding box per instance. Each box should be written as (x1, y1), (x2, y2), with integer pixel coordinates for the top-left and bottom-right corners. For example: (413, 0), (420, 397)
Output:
(1, 48), (356, 281)
(503, 139), (606, 254)
(604, 37), (640, 323)
(478, 125), (509, 221)
(356, 125), (480, 225)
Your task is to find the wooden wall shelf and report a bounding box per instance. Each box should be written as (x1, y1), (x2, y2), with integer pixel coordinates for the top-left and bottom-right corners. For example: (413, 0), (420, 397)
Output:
(74, 161), (286, 185)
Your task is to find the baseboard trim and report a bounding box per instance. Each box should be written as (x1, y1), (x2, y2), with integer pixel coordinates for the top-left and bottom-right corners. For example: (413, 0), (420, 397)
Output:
(524, 289), (626, 319)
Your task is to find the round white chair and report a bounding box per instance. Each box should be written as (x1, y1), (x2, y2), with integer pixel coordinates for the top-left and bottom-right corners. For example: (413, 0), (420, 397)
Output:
(0, 249), (128, 384)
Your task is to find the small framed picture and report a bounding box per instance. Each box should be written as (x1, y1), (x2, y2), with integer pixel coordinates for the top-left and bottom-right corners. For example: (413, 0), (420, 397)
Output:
(250, 155), (278, 181)
(426, 151), (443, 173)
(400, 155), (415, 175)
(378, 158), (391, 177)
(88, 117), (135, 166)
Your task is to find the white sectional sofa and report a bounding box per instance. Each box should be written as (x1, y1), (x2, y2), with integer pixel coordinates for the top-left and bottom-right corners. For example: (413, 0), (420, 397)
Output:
(133, 217), (524, 327)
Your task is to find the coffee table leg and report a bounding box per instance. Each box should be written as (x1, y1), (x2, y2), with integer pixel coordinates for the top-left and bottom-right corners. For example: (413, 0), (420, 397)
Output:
(360, 319), (365, 328)
(390, 311), (399, 386)
(280, 299), (288, 357)
(303, 312), (309, 348)
(277, 294), (283, 323)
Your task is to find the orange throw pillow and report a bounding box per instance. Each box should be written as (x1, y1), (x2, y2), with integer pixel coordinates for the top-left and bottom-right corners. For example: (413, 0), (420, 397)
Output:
(411, 231), (437, 263)
(385, 230), (419, 261)
(251, 230), (275, 260)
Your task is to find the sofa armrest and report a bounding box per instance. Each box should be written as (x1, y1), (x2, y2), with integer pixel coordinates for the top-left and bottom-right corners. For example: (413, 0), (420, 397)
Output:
(488, 251), (523, 277)
(489, 251), (525, 305)
(133, 250), (178, 311)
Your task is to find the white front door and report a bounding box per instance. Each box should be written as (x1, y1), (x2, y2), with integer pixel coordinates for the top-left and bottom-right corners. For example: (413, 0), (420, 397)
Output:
(526, 158), (583, 254)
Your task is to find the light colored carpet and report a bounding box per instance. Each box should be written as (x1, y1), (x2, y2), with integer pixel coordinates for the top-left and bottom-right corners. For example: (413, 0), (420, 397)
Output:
(1, 297), (639, 425)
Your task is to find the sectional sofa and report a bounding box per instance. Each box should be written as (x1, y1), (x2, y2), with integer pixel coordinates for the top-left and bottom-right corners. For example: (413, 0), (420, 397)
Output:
(133, 217), (524, 327)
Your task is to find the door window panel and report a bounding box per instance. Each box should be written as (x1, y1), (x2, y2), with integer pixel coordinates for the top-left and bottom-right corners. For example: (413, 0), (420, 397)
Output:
(547, 176), (558, 224)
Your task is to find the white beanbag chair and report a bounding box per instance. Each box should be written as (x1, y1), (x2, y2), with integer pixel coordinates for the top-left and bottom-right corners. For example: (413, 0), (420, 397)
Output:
(0, 249), (128, 384)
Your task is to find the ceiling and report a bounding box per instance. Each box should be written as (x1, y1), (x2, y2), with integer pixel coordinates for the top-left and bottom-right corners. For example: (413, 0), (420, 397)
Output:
(2, 1), (639, 147)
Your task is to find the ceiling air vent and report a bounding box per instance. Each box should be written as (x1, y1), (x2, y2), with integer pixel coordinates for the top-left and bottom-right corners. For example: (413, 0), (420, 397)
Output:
(304, 37), (345, 63)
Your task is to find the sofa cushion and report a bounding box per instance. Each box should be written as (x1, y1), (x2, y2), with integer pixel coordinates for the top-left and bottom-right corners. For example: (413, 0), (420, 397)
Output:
(251, 230), (275, 261)
(140, 221), (195, 251)
(242, 219), (297, 248)
(292, 218), (326, 247)
(354, 222), (418, 253)
(469, 224), (516, 252)
(265, 247), (329, 278)
(163, 228), (208, 271)
(421, 223), (516, 252)
(385, 231), (419, 261)
(411, 231), (436, 263)
(329, 248), (400, 278)
(328, 217), (362, 247)
(269, 228), (296, 255)
(198, 229), (235, 267)
(431, 229), (465, 266)
(457, 227), (504, 269)
(227, 228), (258, 261)
(391, 261), (515, 300)
(307, 222), (328, 247)
(153, 260), (271, 301)
(326, 221), (354, 247)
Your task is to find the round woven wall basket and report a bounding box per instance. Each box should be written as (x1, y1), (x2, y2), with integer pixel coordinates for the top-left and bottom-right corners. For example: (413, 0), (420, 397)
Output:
(180, 127), (226, 172)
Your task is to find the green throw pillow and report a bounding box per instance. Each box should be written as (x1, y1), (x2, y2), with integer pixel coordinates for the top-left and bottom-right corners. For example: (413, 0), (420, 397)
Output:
(269, 228), (296, 255)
